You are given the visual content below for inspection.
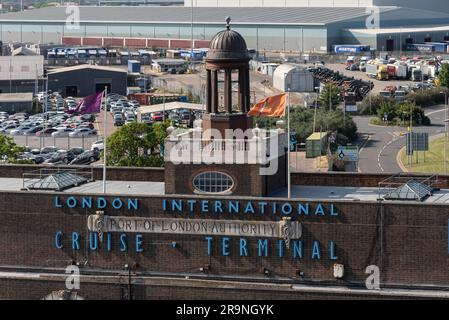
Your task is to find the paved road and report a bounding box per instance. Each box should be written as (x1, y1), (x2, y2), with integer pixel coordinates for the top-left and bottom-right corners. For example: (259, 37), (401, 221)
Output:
(356, 104), (446, 174)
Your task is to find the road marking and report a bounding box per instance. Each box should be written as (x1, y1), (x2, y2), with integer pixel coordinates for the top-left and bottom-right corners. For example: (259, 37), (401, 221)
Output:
(377, 132), (401, 173)
(425, 108), (446, 116)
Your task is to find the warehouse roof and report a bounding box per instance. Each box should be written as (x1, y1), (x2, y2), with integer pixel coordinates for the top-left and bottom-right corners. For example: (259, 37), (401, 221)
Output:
(0, 5), (426, 26)
(0, 93), (33, 102)
(138, 102), (203, 114)
(346, 25), (449, 35)
(48, 64), (128, 74)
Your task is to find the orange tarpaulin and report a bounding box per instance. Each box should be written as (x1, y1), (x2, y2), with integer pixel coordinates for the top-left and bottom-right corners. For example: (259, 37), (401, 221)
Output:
(247, 93), (287, 117)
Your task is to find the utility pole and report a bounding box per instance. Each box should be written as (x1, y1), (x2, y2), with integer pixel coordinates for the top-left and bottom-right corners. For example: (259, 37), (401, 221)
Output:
(445, 92), (448, 175)
(313, 87), (319, 133)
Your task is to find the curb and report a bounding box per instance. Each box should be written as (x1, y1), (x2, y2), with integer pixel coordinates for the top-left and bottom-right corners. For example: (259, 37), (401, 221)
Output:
(396, 133), (447, 173)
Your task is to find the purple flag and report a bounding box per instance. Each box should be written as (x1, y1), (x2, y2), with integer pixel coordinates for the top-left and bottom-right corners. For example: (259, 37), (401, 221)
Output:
(68, 92), (104, 115)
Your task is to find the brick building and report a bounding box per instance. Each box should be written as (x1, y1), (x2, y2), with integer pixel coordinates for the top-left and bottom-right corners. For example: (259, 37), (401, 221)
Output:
(0, 22), (448, 300)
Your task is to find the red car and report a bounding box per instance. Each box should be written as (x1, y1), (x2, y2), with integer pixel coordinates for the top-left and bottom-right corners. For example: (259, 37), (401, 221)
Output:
(151, 112), (163, 122)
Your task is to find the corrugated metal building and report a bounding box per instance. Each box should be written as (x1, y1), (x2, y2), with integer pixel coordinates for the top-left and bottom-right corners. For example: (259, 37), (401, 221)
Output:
(47, 64), (127, 97)
(0, 6), (448, 52)
(0, 56), (43, 94)
(0, 92), (33, 113)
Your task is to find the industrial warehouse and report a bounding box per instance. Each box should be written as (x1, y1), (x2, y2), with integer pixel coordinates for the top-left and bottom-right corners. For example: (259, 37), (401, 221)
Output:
(1, 2), (449, 52)
(0, 21), (447, 301)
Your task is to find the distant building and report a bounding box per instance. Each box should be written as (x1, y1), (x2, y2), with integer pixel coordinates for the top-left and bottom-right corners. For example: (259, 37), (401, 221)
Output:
(1, 6), (449, 52)
(273, 64), (315, 93)
(0, 92), (33, 113)
(0, 56), (44, 94)
(47, 64), (128, 97)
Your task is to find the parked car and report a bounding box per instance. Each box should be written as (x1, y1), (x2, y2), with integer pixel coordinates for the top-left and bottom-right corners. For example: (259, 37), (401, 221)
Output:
(36, 128), (59, 137)
(68, 147), (85, 156)
(23, 126), (44, 136)
(151, 112), (164, 122)
(40, 146), (59, 154)
(68, 128), (97, 138)
(10, 126), (32, 136)
(51, 128), (74, 137)
(43, 151), (76, 165)
(114, 114), (124, 126)
(91, 140), (104, 151)
(69, 150), (101, 165)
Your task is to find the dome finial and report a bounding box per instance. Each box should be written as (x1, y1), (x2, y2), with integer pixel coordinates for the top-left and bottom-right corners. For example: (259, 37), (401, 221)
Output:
(225, 16), (231, 30)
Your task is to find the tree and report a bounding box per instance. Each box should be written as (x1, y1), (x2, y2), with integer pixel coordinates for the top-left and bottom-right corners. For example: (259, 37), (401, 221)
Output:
(439, 63), (449, 89)
(319, 83), (342, 111)
(0, 135), (28, 163)
(289, 107), (357, 146)
(377, 100), (397, 121)
(106, 121), (169, 167)
(397, 102), (430, 126)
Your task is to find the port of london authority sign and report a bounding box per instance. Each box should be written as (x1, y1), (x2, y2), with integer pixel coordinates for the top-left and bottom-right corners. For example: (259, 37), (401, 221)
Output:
(87, 213), (302, 240)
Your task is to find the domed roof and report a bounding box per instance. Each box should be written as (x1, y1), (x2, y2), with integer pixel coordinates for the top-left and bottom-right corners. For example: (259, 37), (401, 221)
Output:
(206, 17), (249, 61)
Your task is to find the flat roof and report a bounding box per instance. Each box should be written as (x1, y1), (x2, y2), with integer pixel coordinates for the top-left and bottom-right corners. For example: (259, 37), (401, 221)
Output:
(0, 178), (164, 196)
(0, 93), (33, 102)
(0, 6), (401, 26)
(2, 177), (449, 203)
(48, 64), (128, 74)
(138, 102), (203, 114)
(346, 25), (449, 35)
(271, 185), (449, 204)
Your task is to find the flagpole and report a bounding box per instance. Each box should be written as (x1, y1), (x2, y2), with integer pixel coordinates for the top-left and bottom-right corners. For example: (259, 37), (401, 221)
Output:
(287, 87), (291, 199)
(102, 87), (108, 195)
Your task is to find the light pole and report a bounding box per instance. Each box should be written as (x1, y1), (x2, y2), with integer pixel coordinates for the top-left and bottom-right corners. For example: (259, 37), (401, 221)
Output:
(287, 87), (291, 199)
(313, 86), (320, 133)
(444, 92), (448, 175)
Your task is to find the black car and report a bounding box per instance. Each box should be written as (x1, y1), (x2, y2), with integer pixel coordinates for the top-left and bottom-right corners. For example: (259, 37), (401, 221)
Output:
(44, 151), (75, 165)
(68, 147), (85, 156)
(69, 150), (101, 165)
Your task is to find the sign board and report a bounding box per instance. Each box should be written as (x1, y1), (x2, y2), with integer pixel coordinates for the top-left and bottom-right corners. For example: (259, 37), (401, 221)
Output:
(337, 146), (359, 162)
(87, 215), (303, 239)
(345, 105), (358, 112)
(406, 132), (429, 155)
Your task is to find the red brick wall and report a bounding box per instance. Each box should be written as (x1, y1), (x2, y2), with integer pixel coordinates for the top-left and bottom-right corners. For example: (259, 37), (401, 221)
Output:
(61, 37), (82, 46)
(124, 38), (146, 47)
(0, 164), (164, 182)
(0, 191), (447, 291)
(82, 37), (103, 46)
(291, 172), (449, 189)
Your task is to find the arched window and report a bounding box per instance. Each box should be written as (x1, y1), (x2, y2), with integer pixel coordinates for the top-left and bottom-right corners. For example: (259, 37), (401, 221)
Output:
(192, 171), (234, 194)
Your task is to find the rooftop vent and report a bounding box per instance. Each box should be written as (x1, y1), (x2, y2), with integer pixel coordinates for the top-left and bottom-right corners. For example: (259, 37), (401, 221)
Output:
(384, 179), (434, 202)
(23, 168), (93, 191)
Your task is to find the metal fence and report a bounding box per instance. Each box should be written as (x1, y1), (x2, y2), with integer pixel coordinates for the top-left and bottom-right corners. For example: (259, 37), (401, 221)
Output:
(12, 135), (99, 150)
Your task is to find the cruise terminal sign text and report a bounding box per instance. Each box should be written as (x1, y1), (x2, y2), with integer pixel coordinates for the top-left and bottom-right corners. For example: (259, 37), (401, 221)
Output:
(53, 196), (340, 260)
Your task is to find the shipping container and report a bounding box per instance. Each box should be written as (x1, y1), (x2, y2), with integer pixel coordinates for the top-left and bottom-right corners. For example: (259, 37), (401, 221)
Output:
(128, 60), (141, 73)
(332, 45), (370, 54)
(424, 42), (449, 53)
(406, 43), (435, 53)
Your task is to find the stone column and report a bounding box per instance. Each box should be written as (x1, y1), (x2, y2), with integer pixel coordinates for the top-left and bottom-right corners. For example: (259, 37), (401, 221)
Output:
(245, 67), (251, 112)
(238, 68), (245, 113)
(212, 70), (219, 114)
(224, 69), (232, 114)
(206, 69), (212, 113)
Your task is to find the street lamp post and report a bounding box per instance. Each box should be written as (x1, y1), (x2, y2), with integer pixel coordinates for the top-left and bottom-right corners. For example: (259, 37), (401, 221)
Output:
(313, 86), (320, 133)
(445, 92), (448, 175)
